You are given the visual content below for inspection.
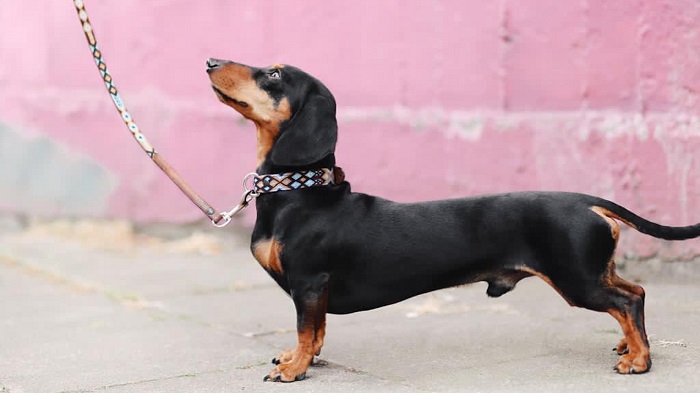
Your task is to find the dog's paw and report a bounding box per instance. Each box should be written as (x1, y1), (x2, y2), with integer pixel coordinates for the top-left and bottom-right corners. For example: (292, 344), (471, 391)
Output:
(263, 364), (308, 383)
(613, 338), (629, 355)
(613, 354), (651, 374)
(264, 346), (314, 382)
(272, 348), (295, 365)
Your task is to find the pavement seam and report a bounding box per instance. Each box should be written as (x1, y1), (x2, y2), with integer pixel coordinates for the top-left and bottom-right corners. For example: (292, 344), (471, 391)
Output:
(54, 371), (203, 393)
(0, 252), (429, 390)
(0, 254), (101, 294)
(1, 252), (396, 385)
(311, 359), (428, 392)
(188, 281), (277, 295)
(0, 254), (254, 336)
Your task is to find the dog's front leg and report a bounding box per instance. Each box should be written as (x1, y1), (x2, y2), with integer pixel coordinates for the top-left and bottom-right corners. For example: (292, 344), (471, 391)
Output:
(265, 282), (328, 382)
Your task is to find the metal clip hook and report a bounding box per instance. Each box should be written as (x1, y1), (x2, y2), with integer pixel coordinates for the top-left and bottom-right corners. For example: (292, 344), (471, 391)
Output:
(211, 189), (257, 228)
(211, 214), (232, 228)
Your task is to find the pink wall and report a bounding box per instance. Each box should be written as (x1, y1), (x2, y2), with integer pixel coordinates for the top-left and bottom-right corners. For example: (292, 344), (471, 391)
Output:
(1, 1), (699, 258)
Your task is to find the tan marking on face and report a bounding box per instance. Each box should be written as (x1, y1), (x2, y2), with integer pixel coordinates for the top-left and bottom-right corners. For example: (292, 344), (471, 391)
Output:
(208, 63), (292, 166)
(209, 64), (289, 122)
(252, 239), (284, 274)
(271, 64), (285, 69)
(255, 97), (290, 166)
(591, 206), (621, 241)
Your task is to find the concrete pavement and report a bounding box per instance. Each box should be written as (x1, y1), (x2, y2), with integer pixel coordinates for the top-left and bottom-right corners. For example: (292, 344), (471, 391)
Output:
(1, 216), (699, 392)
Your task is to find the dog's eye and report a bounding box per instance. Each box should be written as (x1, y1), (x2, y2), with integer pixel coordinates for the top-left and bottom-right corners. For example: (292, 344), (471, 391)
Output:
(268, 70), (281, 79)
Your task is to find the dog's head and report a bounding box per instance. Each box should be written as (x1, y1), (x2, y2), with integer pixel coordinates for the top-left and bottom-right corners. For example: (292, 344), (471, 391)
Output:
(206, 58), (337, 168)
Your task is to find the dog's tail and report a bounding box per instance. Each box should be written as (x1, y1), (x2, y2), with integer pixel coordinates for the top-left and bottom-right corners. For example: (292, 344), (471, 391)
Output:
(593, 200), (700, 241)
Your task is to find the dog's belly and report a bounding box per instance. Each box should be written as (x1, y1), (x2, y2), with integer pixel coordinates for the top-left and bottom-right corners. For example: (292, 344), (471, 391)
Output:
(325, 282), (461, 315)
(324, 255), (538, 314)
(317, 195), (546, 314)
(324, 253), (519, 314)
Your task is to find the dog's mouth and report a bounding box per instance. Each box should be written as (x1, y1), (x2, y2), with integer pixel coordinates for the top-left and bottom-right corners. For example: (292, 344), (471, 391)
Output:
(211, 85), (249, 108)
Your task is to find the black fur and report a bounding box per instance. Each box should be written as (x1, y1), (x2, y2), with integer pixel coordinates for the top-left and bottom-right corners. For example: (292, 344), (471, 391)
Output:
(206, 58), (700, 381)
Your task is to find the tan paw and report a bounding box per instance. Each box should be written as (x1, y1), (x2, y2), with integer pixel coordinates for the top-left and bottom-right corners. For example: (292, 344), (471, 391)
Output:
(271, 348), (295, 365)
(614, 353), (651, 374)
(613, 337), (628, 355)
(264, 362), (308, 382)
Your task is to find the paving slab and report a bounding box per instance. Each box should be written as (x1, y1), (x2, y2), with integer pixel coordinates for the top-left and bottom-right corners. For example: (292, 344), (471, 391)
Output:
(1, 220), (699, 392)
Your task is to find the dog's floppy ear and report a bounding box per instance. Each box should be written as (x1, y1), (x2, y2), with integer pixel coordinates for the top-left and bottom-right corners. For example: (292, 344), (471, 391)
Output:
(270, 95), (337, 166)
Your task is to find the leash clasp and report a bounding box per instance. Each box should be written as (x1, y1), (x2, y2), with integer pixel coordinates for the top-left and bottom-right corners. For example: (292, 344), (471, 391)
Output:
(211, 177), (259, 228)
(211, 189), (257, 228)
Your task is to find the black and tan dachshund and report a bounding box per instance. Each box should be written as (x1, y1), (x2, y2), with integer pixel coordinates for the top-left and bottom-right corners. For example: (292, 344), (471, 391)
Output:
(205, 58), (700, 382)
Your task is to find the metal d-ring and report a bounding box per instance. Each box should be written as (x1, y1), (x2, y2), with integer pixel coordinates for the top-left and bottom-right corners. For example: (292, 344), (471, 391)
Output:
(242, 172), (259, 195)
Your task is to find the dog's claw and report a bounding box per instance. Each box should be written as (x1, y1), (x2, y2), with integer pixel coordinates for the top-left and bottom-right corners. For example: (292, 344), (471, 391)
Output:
(272, 357), (280, 365)
(263, 372), (305, 383)
(612, 347), (628, 355)
(263, 374), (282, 382)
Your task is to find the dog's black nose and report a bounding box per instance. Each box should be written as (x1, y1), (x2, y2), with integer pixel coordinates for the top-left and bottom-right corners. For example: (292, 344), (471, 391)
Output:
(206, 58), (224, 71)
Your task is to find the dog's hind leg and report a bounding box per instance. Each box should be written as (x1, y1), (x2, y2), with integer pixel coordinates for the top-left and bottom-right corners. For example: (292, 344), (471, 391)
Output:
(606, 290), (650, 373)
(556, 263), (650, 374)
(540, 268), (651, 374)
(604, 262), (647, 356)
(589, 206), (650, 370)
(603, 262), (650, 372)
(518, 211), (650, 373)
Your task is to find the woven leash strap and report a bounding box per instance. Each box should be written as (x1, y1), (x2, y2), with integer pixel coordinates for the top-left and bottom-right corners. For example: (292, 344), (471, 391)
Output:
(73, 0), (226, 224)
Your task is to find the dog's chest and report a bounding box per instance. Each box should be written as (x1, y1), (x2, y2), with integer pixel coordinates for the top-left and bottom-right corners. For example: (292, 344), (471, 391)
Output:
(252, 238), (284, 275)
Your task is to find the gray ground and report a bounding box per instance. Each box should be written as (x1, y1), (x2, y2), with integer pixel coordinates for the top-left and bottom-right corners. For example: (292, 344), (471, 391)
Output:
(1, 216), (699, 393)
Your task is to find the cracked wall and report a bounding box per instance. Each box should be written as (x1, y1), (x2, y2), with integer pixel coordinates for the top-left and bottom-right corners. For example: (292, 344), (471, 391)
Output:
(0, 0), (699, 258)
(0, 123), (116, 217)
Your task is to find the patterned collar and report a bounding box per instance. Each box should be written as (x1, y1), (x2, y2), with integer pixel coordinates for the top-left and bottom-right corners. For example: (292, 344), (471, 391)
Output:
(252, 167), (337, 194)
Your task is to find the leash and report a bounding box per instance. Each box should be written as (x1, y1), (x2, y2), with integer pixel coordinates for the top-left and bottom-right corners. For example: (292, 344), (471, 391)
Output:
(72, 0), (254, 227)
